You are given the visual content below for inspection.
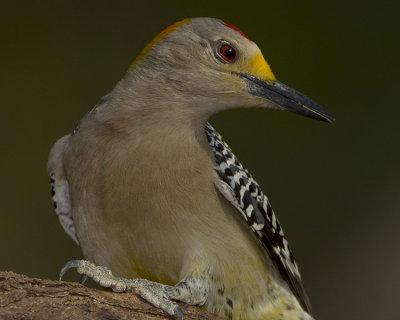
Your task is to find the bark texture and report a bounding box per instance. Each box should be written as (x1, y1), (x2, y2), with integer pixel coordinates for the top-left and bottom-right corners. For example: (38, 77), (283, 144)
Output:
(0, 271), (224, 320)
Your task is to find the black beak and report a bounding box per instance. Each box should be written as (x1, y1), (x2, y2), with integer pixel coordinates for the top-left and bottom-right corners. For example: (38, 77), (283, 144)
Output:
(241, 74), (335, 123)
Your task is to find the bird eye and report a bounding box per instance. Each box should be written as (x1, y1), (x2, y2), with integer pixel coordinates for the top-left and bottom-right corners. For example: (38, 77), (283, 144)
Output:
(220, 45), (236, 61)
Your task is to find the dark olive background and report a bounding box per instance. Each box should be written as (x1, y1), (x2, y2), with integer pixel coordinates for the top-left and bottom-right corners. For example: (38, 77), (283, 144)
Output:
(1, 1), (399, 319)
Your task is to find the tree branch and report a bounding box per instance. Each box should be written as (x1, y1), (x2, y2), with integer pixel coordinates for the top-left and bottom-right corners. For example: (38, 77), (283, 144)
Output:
(0, 271), (224, 320)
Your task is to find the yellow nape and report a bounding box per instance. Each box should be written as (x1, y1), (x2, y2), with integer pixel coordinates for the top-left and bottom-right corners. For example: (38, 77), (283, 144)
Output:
(130, 18), (191, 69)
(249, 53), (276, 83)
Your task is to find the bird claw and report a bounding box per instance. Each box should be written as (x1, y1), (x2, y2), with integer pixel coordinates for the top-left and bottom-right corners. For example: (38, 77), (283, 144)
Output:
(79, 274), (88, 284)
(174, 305), (184, 320)
(58, 259), (82, 281)
(58, 259), (184, 319)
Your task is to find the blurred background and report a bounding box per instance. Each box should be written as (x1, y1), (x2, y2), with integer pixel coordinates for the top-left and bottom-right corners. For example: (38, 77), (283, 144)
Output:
(1, 1), (399, 319)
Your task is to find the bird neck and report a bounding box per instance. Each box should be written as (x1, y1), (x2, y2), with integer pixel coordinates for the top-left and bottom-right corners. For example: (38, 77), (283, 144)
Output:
(98, 71), (215, 144)
(116, 65), (228, 121)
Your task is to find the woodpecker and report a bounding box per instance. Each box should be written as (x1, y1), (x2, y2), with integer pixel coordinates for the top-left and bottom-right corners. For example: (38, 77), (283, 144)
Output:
(48, 18), (334, 320)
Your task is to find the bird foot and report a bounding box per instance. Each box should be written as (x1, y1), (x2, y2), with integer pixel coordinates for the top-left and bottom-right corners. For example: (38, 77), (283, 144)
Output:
(58, 260), (183, 320)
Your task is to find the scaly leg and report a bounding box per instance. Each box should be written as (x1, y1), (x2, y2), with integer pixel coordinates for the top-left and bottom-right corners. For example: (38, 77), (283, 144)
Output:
(58, 260), (210, 319)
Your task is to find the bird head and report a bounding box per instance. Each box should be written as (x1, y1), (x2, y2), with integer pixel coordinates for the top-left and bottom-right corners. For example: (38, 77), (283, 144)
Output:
(128, 18), (335, 122)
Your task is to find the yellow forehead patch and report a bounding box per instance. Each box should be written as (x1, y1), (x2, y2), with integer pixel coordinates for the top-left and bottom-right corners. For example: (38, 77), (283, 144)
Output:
(130, 18), (191, 69)
(249, 53), (276, 83)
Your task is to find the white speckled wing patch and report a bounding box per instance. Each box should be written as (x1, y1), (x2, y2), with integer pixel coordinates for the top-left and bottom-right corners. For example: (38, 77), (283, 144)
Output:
(50, 172), (79, 245)
(205, 123), (312, 314)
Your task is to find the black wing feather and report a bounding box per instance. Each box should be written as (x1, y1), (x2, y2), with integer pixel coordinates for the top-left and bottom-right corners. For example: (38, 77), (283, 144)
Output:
(205, 123), (312, 314)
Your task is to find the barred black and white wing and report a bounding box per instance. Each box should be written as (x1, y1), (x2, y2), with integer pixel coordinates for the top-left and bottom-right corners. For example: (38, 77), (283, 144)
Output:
(48, 135), (80, 245)
(205, 123), (312, 314)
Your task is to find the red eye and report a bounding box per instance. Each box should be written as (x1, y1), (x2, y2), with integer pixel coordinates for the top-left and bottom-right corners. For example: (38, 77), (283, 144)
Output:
(220, 45), (236, 61)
